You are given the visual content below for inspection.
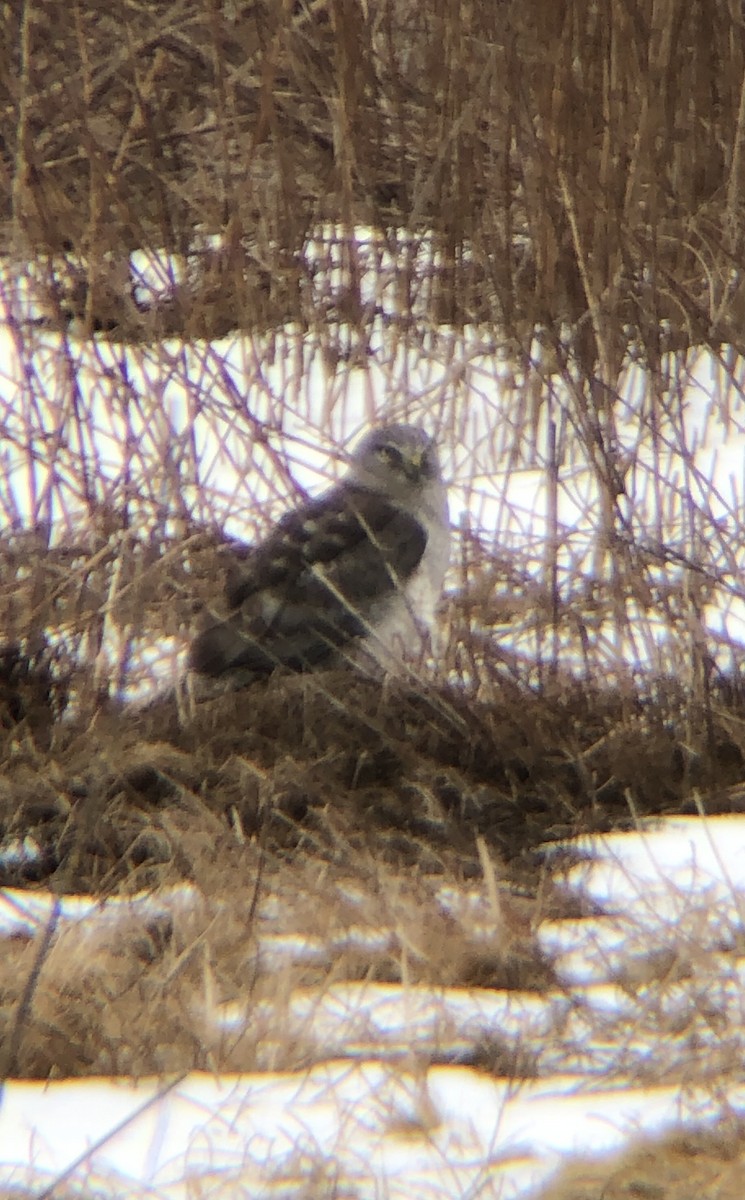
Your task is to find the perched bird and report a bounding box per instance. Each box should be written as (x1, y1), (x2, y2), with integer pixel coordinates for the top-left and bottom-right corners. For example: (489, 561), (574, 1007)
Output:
(189, 423), (450, 684)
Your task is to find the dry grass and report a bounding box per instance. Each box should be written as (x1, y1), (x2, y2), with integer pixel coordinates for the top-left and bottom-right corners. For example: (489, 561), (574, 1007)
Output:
(3, 3), (745, 1194)
(3, 0), (745, 363)
(539, 1122), (745, 1200)
(4, 663), (745, 892)
(1, 663), (745, 1084)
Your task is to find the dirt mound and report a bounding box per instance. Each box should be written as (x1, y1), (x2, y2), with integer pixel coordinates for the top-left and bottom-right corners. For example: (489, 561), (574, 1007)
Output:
(2, 664), (744, 897)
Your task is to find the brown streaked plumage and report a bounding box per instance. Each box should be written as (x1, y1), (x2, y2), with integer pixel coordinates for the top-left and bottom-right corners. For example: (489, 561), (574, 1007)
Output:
(189, 424), (450, 684)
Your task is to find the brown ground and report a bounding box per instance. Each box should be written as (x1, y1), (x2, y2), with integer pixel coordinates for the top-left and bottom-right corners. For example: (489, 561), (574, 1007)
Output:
(2, 0), (745, 367)
(1, 623), (745, 1075)
(3, 2), (745, 1193)
(4, 639), (745, 898)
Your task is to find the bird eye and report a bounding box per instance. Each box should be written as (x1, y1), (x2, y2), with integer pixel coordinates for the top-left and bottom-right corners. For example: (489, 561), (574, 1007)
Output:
(377, 443), (404, 467)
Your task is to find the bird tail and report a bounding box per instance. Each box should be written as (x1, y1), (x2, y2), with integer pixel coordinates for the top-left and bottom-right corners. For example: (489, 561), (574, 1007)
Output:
(188, 621), (254, 677)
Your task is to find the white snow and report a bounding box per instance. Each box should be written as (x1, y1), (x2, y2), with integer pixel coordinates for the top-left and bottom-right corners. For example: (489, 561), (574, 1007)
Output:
(0, 881), (201, 939)
(2, 1066), (742, 1200)
(2, 816), (745, 1195)
(3, 239), (745, 1195)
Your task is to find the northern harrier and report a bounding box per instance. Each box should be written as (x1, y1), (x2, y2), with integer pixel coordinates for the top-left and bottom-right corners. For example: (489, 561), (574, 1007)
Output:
(189, 423), (450, 684)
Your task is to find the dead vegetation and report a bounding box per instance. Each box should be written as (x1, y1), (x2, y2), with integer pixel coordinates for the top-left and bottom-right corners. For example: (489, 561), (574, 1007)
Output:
(3, 2), (745, 1194)
(1, 642), (745, 1082)
(539, 1122), (745, 1200)
(3, 612), (745, 893)
(1, 0), (745, 361)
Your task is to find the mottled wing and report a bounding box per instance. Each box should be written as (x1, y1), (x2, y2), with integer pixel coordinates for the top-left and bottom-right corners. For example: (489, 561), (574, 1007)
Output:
(189, 484), (427, 678)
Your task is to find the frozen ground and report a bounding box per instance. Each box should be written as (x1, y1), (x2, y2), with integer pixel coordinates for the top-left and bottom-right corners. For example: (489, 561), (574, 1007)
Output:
(2, 245), (745, 1194)
(2, 815), (745, 1196)
(3, 243), (745, 694)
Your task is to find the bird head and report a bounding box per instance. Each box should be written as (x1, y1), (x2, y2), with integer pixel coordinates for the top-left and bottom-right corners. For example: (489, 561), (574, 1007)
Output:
(348, 424), (441, 497)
